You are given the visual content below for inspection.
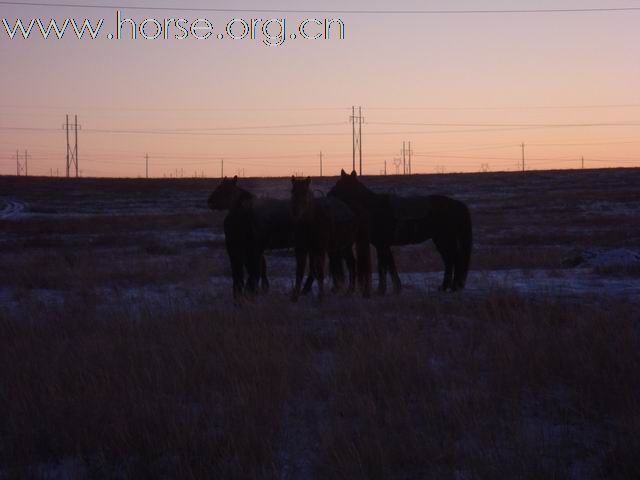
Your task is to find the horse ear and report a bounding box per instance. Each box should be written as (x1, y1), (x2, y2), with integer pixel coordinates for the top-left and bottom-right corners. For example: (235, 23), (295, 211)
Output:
(341, 169), (347, 177)
(351, 170), (357, 178)
(232, 176), (238, 184)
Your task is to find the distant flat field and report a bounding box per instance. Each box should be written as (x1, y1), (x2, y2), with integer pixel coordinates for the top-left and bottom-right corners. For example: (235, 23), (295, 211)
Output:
(1, 168), (639, 306)
(1, 169), (639, 478)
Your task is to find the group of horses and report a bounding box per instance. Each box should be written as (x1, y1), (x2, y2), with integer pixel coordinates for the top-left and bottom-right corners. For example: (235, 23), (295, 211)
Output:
(207, 170), (473, 302)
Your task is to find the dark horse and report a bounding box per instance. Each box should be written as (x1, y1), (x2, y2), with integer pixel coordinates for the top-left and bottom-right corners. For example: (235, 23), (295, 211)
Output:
(290, 177), (357, 301)
(208, 177), (349, 300)
(328, 170), (473, 296)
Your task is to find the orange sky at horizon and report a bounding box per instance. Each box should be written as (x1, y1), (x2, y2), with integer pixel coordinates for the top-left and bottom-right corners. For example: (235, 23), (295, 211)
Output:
(1, 0), (639, 178)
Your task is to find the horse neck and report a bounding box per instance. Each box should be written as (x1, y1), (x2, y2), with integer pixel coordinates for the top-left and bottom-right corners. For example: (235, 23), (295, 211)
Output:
(353, 184), (379, 209)
(230, 187), (255, 209)
(296, 191), (317, 220)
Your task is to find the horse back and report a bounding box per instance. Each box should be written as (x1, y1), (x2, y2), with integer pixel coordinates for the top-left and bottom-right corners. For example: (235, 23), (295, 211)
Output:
(226, 198), (295, 251)
(384, 194), (469, 245)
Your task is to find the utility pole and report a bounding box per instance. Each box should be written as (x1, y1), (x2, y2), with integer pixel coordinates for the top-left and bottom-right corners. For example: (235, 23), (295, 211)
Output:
(75, 115), (79, 177)
(582, 156), (585, 170)
(350, 106), (364, 175)
(521, 143), (525, 172)
(221, 159), (224, 178)
(359, 106), (363, 175)
(24, 150), (30, 176)
(384, 160), (387, 176)
(145, 153), (149, 179)
(408, 141), (412, 175)
(64, 115), (80, 177)
(16, 149), (20, 176)
(402, 141), (406, 174)
(351, 106), (355, 172)
(320, 151), (323, 177)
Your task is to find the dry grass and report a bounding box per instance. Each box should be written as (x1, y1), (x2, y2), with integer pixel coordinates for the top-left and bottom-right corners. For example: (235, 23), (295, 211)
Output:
(0, 248), (227, 290)
(1, 294), (638, 478)
(1, 170), (639, 478)
(1, 299), (308, 478)
(317, 293), (640, 479)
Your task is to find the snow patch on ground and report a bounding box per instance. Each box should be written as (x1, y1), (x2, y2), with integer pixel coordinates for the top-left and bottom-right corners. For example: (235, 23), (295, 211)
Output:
(563, 248), (640, 269)
(0, 199), (28, 219)
(2, 268), (637, 320)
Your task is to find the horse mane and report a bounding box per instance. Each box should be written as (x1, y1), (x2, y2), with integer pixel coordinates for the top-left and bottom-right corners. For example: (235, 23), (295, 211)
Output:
(231, 185), (256, 210)
(353, 178), (381, 207)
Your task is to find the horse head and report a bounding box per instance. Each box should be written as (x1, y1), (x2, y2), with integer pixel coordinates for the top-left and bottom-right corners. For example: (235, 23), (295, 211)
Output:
(207, 176), (247, 211)
(328, 170), (371, 207)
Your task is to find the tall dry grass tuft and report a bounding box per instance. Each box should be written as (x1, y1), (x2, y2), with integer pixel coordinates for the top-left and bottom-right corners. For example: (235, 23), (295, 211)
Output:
(318, 293), (640, 479)
(0, 299), (307, 478)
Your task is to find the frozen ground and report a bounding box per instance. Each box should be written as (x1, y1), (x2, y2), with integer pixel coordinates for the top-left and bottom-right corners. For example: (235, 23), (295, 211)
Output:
(0, 198), (27, 219)
(1, 170), (639, 478)
(0, 169), (638, 316)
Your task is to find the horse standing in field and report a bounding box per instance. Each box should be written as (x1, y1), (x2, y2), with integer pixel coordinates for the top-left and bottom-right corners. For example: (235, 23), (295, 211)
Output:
(208, 177), (288, 299)
(290, 177), (357, 302)
(328, 170), (473, 296)
(207, 177), (350, 300)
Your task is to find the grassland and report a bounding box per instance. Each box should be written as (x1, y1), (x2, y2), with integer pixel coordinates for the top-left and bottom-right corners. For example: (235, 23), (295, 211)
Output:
(1, 168), (639, 479)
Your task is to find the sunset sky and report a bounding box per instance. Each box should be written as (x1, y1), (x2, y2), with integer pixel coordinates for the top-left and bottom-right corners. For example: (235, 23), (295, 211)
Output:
(1, 0), (639, 178)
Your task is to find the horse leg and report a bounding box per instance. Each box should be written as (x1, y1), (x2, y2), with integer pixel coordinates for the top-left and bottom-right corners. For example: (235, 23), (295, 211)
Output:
(329, 252), (345, 293)
(355, 236), (372, 298)
(260, 255), (270, 294)
(451, 242), (462, 292)
(434, 237), (454, 292)
(314, 252), (325, 301)
(385, 247), (402, 295)
(292, 248), (307, 302)
(230, 252), (245, 301)
(245, 251), (262, 297)
(452, 238), (470, 292)
(302, 258), (315, 295)
(376, 246), (388, 295)
(344, 246), (356, 295)
(302, 276), (315, 295)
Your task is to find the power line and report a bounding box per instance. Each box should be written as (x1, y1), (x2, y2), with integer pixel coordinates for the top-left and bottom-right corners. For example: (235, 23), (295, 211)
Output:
(370, 121), (640, 128)
(4, 123), (640, 138)
(0, 104), (353, 112)
(2, 2), (640, 14)
(4, 104), (640, 113)
(364, 104), (640, 111)
(138, 122), (347, 132)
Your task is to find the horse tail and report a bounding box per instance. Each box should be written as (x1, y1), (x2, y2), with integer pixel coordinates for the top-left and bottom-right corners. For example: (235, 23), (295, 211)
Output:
(456, 203), (473, 289)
